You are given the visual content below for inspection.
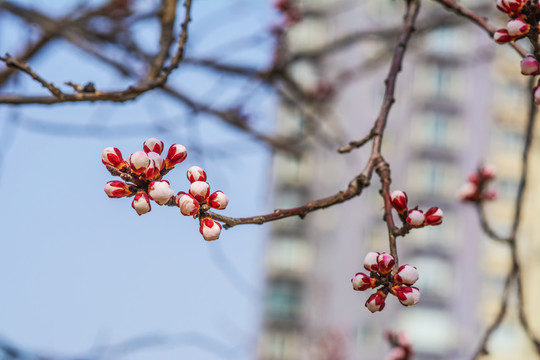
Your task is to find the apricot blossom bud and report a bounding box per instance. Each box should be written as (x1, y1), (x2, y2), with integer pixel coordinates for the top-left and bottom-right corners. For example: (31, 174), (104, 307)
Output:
(189, 181), (210, 202)
(392, 286), (421, 306)
(377, 253), (395, 275)
(521, 55), (540, 75)
(129, 151), (150, 175)
(457, 182), (477, 201)
(148, 180), (175, 205)
(493, 29), (512, 44)
(352, 272), (376, 291)
(406, 209), (425, 228)
(187, 166), (207, 183)
(363, 252), (380, 272)
(176, 192), (199, 216)
(365, 291), (387, 313)
(390, 190), (408, 213)
(200, 217), (222, 241)
(394, 265), (419, 286)
(132, 191), (151, 215)
(165, 144), (187, 169)
(507, 18), (529, 37)
(104, 180), (131, 198)
(208, 191), (228, 210)
(142, 160), (158, 181)
(481, 164), (497, 180)
(143, 138), (164, 154)
(102, 147), (128, 170)
(424, 207), (443, 226)
(147, 152), (165, 171)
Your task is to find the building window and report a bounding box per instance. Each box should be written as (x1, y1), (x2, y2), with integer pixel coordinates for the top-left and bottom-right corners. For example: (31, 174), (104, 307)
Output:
(267, 237), (313, 277)
(264, 279), (303, 322)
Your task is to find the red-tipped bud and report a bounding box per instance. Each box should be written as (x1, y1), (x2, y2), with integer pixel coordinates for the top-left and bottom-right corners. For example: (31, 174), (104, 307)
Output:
(143, 138), (164, 154)
(129, 151), (150, 175)
(142, 160), (158, 181)
(187, 166), (207, 183)
(424, 207), (443, 226)
(351, 272), (376, 291)
(365, 291), (387, 313)
(406, 209), (425, 228)
(102, 147), (128, 170)
(189, 181), (210, 202)
(148, 180), (175, 205)
(165, 144), (187, 169)
(377, 253), (395, 275)
(104, 180), (131, 198)
(147, 152), (165, 172)
(200, 217), (222, 241)
(132, 191), (151, 215)
(534, 85), (540, 106)
(457, 182), (477, 201)
(394, 265), (419, 285)
(390, 190), (408, 213)
(497, 0), (526, 13)
(507, 18), (529, 37)
(176, 192), (199, 216)
(208, 191), (228, 210)
(521, 55), (540, 75)
(493, 29), (512, 44)
(392, 286), (421, 306)
(363, 252), (380, 272)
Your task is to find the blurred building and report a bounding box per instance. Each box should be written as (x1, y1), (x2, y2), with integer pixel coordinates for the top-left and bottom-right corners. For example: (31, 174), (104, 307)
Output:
(258, 1), (540, 359)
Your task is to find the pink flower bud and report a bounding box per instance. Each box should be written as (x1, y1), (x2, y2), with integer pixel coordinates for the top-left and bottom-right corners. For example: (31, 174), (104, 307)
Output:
(457, 182), (477, 201)
(200, 217), (222, 241)
(493, 29), (512, 44)
(187, 166), (207, 183)
(377, 253), (395, 275)
(507, 18), (529, 37)
(104, 180), (131, 198)
(521, 55), (540, 75)
(363, 252), (380, 272)
(189, 181), (210, 202)
(129, 151), (150, 175)
(148, 180), (175, 205)
(208, 191), (228, 210)
(143, 138), (164, 154)
(406, 209), (424, 228)
(147, 152), (165, 171)
(496, 0), (511, 13)
(102, 147), (128, 170)
(481, 164), (497, 180)
(132, 191), (151, 215)
(390, 190), (408, 213)
(365, 291), (387, 313)
(497, 0), (526, 13)
(176, 192), (200, 216)
(394, 265), (419, 285)
(484, 189), (498, 201)
(352, 272), (376, 291)
(142, 160), (158, 181)
(165, 144), (187, 169)
(392, 286), (421, 306)
(424, 207), (443, 226)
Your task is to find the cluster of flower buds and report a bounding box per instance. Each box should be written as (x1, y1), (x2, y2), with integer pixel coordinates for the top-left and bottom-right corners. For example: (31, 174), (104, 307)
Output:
(352, 252), (420, 313)
(457, 164), (497, 202)
(493, 0), (530, 44)
(390, 190), (443, 228)
(273, 0), (302, 27)
(102, 138), (228, 241)
(385, 331), (413, 360)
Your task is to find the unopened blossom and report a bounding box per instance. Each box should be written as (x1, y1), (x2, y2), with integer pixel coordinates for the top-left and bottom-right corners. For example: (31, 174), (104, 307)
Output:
(424, 207), (443, 226)
(200, 217), (222, 241)
(457, 182), (477, 200)
(365, 291), (387, 313)
(132, 191), (151, 215)
(102, 147), (128, 170)
(129, 151), (150, 175)
(392, 286), (421, 306)
(507, 18), (529, 37)
(377, 253), (395, 275)
(176, 192), (199, 216)
(104, 181), (131, 198)
(390, 190), (408, 213)
(406, 209), (425, 228)
(363, 252), (380, 272)
(352, 272), (376, 291)
(493, 29), (512, 44)
(142, 160), (158, 181)
(148, 180), (175, 205)
(147, 152), (165, 171)
(189, 181), (210, 202)
(521, 55), (540, 75)
(165, 144), (187, 169)
(187, 166), (207, 183)
(208, 191), (228, 210)
(143, 138), (164, 154)
(394, 265), (419, 286)
(497, 0), (527, 13)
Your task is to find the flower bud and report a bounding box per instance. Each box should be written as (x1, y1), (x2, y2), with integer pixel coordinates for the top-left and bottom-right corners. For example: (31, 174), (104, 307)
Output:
(102, 147), (128, 170)
(521, 55), (540, 75)
(493, 29), (512, 44)
(424, 207), (443, 226)
(147, 152), (165, 172)
(534, 85), (540, 106)
(392, 286), (421, 306)
(200, 217), (222, 241)
(165, 144), (187, 169)
(142, 160), (158, 181)
(507, 18), (529, 37)
(394, 265), (419, 285)
(132, 191), (151, 215)
(104, 180), (131, 198)
(148, 180), (175, 205)
(143, 138), (164, 154)
(176, 192), (200, 216)
(390, 190), (408, 213)
(481, 164), (497, 180)
(363, 252), (380, 272)
(457, 182), (477, 201)
(129, 151), (150, 175)
(208, 191), (228, 210)
(406, 209), (424, 228)
(187, 166), (207, 183)
(365, 291), (387, 313)
(484, 189), (498, 201)
(189, 181), (210, 202)
(351, 272), (376, 291)
(377, 253), (395, 275)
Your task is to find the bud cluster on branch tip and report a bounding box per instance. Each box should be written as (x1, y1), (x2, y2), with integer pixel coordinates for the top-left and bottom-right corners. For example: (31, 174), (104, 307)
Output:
(390, 190), (443, 228)
(385, 331), (413, 360)
(457, 164), (497, 202)
(353, 252), (420, 313)
(102, 138), (227, 241)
